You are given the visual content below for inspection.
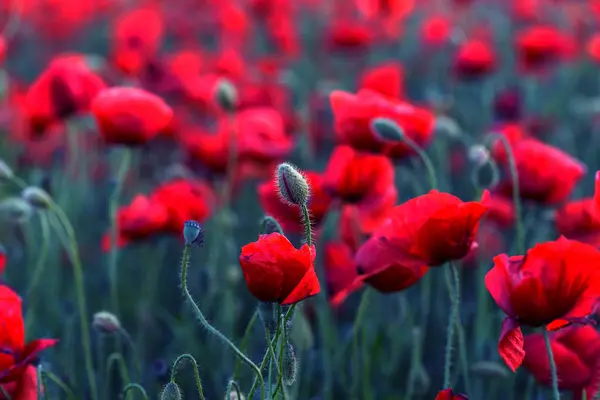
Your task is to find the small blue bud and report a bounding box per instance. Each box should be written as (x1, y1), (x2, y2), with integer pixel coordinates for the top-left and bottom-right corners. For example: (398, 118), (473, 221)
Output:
(183, 220), (204, 247)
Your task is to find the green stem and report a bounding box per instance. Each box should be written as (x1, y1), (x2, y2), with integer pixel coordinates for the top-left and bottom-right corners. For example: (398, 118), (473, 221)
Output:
(105, 352), (131, 397)
(443, 263), (461, 389)
(543, 329), (560, 400)
(121, 383), (148, 400)
(24, 211), (50, 332)
(170, 355), (205, 400)
(399, 134), (438, 190)
(49, 201), (97, 400)
(485, 134), (525, 254)
(42, 371), (77, 400)
(300, 205), (312, 246)
(351, 288), (372, 398)
(226, 380), (243, 400)
(180, 245), (262, 399)
(232, 309), (259, 382)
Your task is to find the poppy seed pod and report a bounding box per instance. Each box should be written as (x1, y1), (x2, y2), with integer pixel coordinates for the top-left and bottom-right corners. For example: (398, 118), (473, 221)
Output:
(215, 78), (238, 113)
(183, 220), (204, 247)
(276, 163), (310, 206)
(160, 382), (182, 400)
(371, 117), (405, 142)
(92, 311), (121, 334)
(21, 187), (52, 209)
(260, 215), (284, 235)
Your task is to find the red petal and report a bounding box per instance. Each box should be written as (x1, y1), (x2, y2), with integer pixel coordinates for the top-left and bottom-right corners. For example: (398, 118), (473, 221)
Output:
(498, 317), (525, 372)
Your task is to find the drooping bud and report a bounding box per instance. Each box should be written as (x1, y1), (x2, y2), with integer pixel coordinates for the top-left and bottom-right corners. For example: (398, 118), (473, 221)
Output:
(92, 311), (121, 334)
(370, 117), (404, 142)
(0, 159), (13, 179)
(0, 198), (33, 223)
(215, 78), (238, 113)
(225, 381), (245, 400)
(260, 216), (283, 235)
(470, 360), (509, 379)
(257, 302), (276, 335)
(183, 220), (204, 247)
(467, 145), (490, 168)
(21, 186), (52, 209)
(275, 163), (310, 206)
(282, 343), (297, 386)
(161, 382), (182, 400)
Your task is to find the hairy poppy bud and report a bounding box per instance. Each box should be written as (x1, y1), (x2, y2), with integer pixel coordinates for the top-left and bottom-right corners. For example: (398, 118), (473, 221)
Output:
(0, 198), (32, 223)
(92, 311), (121, 334)
(371, 117), (404, 142)
(0, 159), (13, 180)
(161, 382), (182, 400)
(257, 302), (276, 334)
(215, 78), (238, 113)
(260, 216), (283, 235)
(276, 163), (309, 206)
(282, 343), (297, 386)
(21, 187), (52, 209)
(468, 145), (490, 168)
(183, 220), (204, 247)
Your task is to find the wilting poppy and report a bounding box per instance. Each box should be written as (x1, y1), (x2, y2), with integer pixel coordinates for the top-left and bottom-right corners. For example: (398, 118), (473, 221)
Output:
(485, 237), (600, 372)
(523, 326), (600, 400)
(435, 388), (469, 400)
(239, 233), (320, 305)
(91, 87), (174, 146)
(0, 285), (57, 383)
(324, 242), (363, 307)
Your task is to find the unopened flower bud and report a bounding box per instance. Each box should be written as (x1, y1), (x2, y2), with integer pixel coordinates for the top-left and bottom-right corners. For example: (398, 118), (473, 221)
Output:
(282, 343), (297, 386)
(183, 220), (204, 247)
(260, 216), (283, 235)
(21, 187), (52, 209)
(470, 360), (509, 379)
(468, 145), (490, 168)
(276, 163), (310, 206)
(92, 311), (121, 334)
(371, 117), (404, 142)
(0, 198), (32, 223)
(161, 382), (182, 400)
(0, 159), (13, 179)
(215, 79), (238, 113)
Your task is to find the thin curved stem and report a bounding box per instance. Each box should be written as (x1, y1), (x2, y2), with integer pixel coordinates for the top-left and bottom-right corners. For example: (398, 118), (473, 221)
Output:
(180, 245), (263, 399)
(543, 330), (560, 400)
(300, 204), (313, 246)
(49, 201), (97, 400)
(121, 383), (148, 400)
(42, 371), (77, 400)
(24, 211), (50, 331)
(351, 288), (372, 398)
(232, 309), (259, 382)
(226, 380), (243, 400)
(443, 263), (461, 389)
(170, 353), (205, 400)
(399, 134), (438, 190)
(105, 352), (131, 398)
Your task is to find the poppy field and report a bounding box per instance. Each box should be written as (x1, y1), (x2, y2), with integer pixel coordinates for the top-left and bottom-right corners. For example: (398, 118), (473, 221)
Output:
(2, 0), (600, 399)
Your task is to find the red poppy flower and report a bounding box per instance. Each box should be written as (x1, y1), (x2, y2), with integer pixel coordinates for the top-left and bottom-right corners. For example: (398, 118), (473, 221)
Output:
(0, 247), (5, 277)
(421, 16), (451, 46)
(555, 198), (600, 247)
(453, 39), (496, 79)
(495, 138), (585, 205)
(327, 21), (373, 51)
(586, 34), (600, 63)
(101, 195), (170, 251)
(258, 171), (332, 234)
(0, 285), (57, 383)
(462, 224), (506, 269)
(323, 145), (395, 207)
(324, 242), (363, 307)
(239, 233), (320, 305)
(91, 87), (174, 146)
(484, 195), (515, 228)
(359, 62), (403, 99)
(435, 388), (469, 400)
(485, 237), (600, 372)
(523, 326), (600, 400)
(516, 26), (574, 73)
(150, 179), (216, 233)
(24, 56), (106, 133)
(329, 89), (435, 160)
(0, 365), (39, 400)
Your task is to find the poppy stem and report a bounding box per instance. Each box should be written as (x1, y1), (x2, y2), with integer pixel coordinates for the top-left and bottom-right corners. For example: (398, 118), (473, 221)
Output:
(351, 287), (372, 397)
(442, 262), (461, 389)
(398, 134), (438, 190)
(170, 353), (205, 400)
(120, 383), (148, 400)
(232, 309), (259, 383)
(300, 204), (313, 246)
(179, 244), (264, 399)
(226, 380), (243, 400)
(42, 370), (78, 400)
(485, 133), (525, 254)
(542, 329), (560, 400)
(24, 211), (50, 332)
(49, 201), (97, 400)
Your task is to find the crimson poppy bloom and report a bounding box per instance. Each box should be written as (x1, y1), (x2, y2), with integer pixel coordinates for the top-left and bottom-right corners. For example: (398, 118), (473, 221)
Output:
(453, 39), (496, 79)
(91, 87), (174, 146)
(258, 171), (332, 234)
(484, 195), (515, 229)
(435, 388), (469, 400)
(0, 285), (57, 383)
(101, 195), (170, 251)
(495, 138), (585, 205)
(523, 326), (600, 400)
(24, 56), (106, 133)
(516, 26), (574, 73)
(329, 89), (435, 160)
(0, 247), (5, 277)
(327, 21), (373, 51)
(555, 198), (600, 247)
(359, 62), (403, 99)
(239, 233), (320, 305)
(324, 242), (363, 307)
(485, 237), (600, 372)
(0, 364), (39, 399)
(421, 16), (451, 46)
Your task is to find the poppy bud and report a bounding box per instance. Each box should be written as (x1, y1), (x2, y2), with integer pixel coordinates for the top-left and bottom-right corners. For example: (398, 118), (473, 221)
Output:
(215, 78), (238, 113)
(225, 388), (246, 400)
(21, 187), (52, 209)
(92, 311), (121, 334)
(260, 216), (283, 235)
(183, 220), (204, 247)
(257, 302), (276, 334)
(282, 343), (297, 386)
(470, 361), (509, 379)
(160, 382), (182, 400)
(0, 159), (13, 179)
(370, 117), (404, 142)
(0, 198), (32, 223)
(276, 163), (310, 206)
(467, 145), (490, 168)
